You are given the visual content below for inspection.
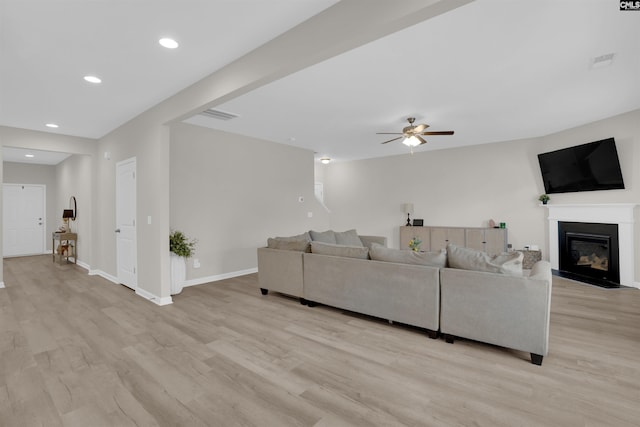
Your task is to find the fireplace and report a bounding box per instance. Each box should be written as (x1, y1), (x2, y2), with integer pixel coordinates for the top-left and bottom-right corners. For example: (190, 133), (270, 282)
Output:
(546, 204), (637, 288)
(558, 221), (620, 288)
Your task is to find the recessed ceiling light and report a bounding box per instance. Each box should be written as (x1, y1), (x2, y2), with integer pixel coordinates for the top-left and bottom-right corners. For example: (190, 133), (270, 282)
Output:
(46, 123), (59, 128)
(320, 157), (331, 164)
(159, 38), (179, 49)
(25, 154), (35, 158)
(84, 75), (102, 84)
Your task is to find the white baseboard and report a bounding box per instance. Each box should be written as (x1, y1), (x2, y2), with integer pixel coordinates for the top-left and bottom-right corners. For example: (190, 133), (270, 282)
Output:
(88, 269), (119, 284)
(76, 260), (90, 271)
(0, 281), (4, 289)
(87, 268), (172, 305)
(183, 267), (258, 288)
(135, 287), (173, 306)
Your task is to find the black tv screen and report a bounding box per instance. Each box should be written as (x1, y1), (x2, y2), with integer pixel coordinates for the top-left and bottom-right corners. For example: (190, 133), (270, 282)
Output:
(537, 138), (625, 194)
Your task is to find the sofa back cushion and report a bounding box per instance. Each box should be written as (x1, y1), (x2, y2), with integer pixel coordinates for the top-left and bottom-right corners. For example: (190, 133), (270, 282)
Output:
(310, 241), (369, 259)
(447, 244), (523, 276)
(335, 229), (364, 247)
(369, 243), (446, 267)
(309, 230), (337, 244)
(267, 238), (311, 252)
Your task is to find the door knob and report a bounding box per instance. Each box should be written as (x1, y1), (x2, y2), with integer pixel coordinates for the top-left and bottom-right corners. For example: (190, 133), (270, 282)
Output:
(115, 229), (121, 233)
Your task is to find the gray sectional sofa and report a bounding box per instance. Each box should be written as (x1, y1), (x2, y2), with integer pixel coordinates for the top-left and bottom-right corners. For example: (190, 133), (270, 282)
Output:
(257, 230), (552, 365)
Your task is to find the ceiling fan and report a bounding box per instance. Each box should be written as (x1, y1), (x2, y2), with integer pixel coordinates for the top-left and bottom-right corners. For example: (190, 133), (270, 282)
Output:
(377, 117), (454, 152)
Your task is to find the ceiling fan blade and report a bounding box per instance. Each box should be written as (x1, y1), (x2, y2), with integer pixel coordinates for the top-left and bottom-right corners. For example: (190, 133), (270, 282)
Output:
(376, 132), (402, 135)
(413, 124), (429, 133)
(380, 136), (402, 144)
(421, 131), (454, 135)
(416, 135), (427, 145)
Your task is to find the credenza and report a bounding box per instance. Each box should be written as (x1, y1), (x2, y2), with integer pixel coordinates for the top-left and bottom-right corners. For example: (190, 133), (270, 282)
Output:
(400, 226), (507, 256)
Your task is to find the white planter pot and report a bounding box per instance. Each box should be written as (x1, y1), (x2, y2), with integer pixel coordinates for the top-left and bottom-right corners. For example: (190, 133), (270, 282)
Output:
(170, 252), (186, 295)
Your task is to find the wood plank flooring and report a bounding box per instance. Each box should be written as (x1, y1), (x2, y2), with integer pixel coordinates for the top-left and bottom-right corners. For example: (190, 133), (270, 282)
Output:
(1, 255), (639, 426)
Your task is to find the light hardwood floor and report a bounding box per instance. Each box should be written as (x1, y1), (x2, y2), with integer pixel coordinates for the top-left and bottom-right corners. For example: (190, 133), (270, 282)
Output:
(1, 255), (639, 426)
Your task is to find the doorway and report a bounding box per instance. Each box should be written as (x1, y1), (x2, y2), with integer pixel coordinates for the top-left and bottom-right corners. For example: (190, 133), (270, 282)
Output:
(116, 157), (137, 289)
(3, 184), (46, 257)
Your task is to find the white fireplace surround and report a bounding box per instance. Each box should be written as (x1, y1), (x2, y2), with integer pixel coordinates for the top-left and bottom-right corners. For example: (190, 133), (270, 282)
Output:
(546, 204), (637, 288)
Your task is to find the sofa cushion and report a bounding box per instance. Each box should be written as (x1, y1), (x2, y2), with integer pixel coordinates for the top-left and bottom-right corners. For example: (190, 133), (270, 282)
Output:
(335, 229), (364, 247)
(310, 241), (369, 259)
(447, 244), (523, 276)
(267, 238), (311, 252)
(309, 230), (337, 244)
(273, 231), (311, 242)
(370, 243), (446, 267)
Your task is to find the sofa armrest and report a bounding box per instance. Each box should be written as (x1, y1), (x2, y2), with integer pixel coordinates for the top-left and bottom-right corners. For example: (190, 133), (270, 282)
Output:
(257, 247), (304, 297)
(529, 260), (552, 281)
(440, 267), (552, 357)
(359, 235), (387, 248)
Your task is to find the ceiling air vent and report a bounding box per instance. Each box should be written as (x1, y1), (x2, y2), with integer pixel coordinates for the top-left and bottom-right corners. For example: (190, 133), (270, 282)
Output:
(590, 53), (615, 69)
(199, 108), (239, 120)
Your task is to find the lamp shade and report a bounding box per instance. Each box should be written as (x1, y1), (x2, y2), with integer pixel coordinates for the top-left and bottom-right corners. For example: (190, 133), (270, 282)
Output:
(62, 209), (74, 219)
(403, 203), (414, 215)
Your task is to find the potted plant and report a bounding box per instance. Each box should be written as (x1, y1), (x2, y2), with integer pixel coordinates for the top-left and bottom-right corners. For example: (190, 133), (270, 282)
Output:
(409, 236), (422, 252)
(169, 230), (197, 295)
(538, 194), (550, 205)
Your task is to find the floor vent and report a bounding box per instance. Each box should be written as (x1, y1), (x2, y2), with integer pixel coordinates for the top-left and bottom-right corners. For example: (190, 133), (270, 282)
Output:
(199, 109), (239, 120)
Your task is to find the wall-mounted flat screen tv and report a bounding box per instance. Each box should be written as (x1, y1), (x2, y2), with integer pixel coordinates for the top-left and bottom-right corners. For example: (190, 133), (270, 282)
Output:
(537, 138), (625, 194)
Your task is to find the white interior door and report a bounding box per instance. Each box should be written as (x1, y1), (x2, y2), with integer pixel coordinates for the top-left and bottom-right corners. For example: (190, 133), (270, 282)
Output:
(116, 158), (137, 289)
(3, 184), (45, 257)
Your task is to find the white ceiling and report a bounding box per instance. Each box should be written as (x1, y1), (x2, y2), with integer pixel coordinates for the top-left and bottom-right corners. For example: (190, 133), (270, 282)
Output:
(0, 0), (338, 138)
(2, 0), (639, 164)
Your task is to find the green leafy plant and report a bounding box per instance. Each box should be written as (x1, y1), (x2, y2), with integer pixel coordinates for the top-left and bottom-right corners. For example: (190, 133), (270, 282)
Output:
(170, 230), (197, 258)
(409, 236), (422, 252)
(538, 194), (550, 204)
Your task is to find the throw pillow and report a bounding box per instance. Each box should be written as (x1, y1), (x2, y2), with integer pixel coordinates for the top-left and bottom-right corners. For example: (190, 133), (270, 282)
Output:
(267, 238), (311, 252)
(310, 241), (369, 259)
(369, 243), (446, 267)
(447, 244), (523, 276)
(309, 229), (337, 244)
(335, 229), (364, 247)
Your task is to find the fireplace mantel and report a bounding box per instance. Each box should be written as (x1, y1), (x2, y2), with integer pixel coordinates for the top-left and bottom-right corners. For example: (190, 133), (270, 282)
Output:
(545, 204), (637, 287)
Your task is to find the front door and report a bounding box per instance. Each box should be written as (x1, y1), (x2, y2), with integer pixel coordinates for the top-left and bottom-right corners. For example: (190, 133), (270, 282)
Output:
(116, 158), (137, 289)
(3, 184), (45, 257)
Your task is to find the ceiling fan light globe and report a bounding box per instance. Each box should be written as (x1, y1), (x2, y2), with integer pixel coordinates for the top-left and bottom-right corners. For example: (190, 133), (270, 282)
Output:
(403, 136), (420, 147)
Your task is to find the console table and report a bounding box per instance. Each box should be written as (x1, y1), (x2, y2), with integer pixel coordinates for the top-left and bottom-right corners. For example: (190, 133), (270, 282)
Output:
(400, 226), (508, 256)
(52, 232), (77, 264)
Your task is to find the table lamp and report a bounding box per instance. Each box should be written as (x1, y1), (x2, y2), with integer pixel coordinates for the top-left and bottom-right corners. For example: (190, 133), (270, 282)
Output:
(403, 203), (414, 226)
(62, 209), (74, 232)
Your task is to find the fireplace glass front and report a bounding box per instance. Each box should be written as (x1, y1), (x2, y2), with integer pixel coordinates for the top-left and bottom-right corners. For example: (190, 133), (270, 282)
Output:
(558, 222), (620, 288)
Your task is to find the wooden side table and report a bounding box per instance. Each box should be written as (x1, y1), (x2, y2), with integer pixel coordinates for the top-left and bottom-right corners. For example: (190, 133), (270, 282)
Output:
(52, 232), (77, 264)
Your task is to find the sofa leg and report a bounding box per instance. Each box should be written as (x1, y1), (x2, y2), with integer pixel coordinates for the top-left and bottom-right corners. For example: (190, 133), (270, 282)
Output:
(300, 298), (308, 305)
(530, 354), (543, 366)
(426, 329), (438, 339)
(444, 334), (455, 344)
(260, 288), (268, 295)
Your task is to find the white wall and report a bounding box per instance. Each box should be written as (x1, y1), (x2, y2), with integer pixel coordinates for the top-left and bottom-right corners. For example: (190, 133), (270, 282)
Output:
(3, 162), (57, 250)
(56, 155), (93, 266)
(170, 123), (329, 282)
(323, 109), (640, 282)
